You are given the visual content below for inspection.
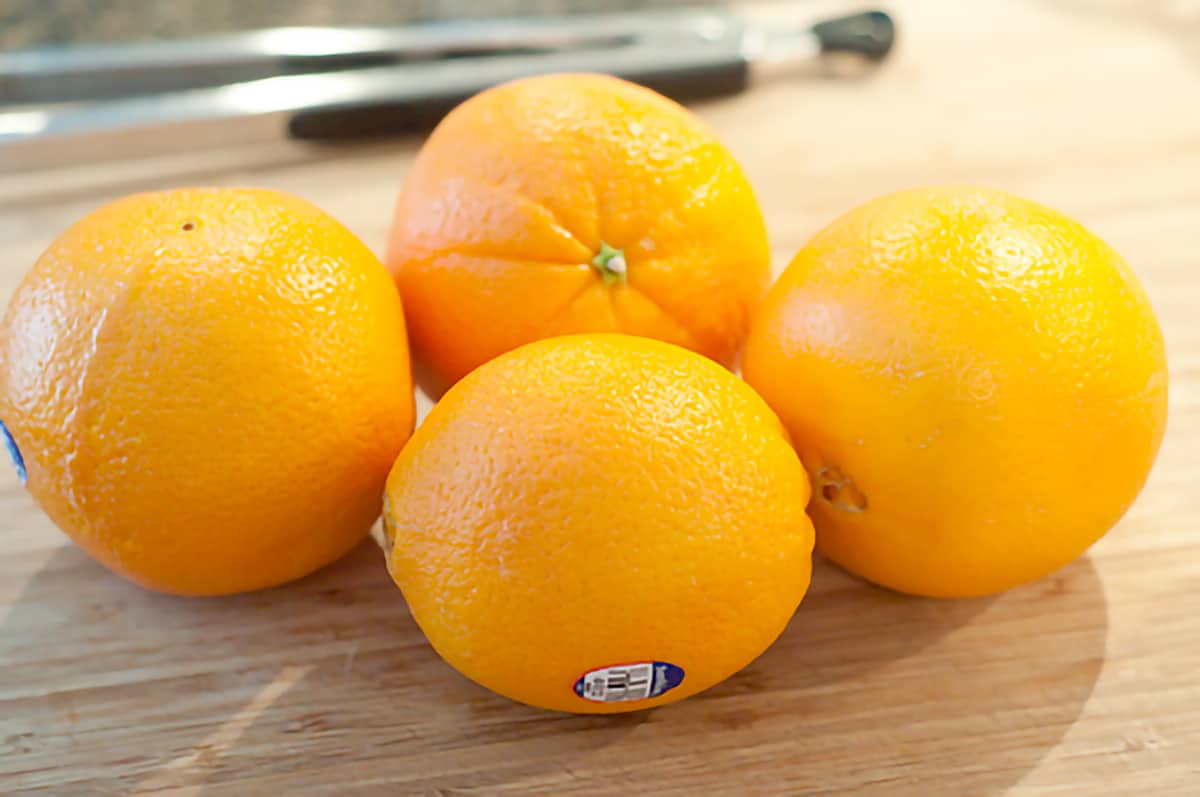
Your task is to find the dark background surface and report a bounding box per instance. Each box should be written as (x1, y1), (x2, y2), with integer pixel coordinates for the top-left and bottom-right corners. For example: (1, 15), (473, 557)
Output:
(0, 0), (708, 47)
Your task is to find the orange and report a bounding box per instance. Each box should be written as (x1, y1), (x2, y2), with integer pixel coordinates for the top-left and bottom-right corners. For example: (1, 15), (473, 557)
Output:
(0, 188), (415, 596)
(743, 186), (1168, 598)
(387, 73), (770, 394)
(382, 334), (813, 713)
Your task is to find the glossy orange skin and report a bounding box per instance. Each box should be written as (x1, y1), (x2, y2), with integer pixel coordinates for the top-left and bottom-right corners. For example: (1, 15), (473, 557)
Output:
(0, 189), (415, 596)
(743, 186), (1168, 598)
(383, 335), (813, 713)
(387, 73), (770, 393)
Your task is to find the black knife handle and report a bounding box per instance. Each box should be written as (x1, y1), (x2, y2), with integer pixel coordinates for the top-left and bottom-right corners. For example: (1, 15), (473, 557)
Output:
(287, 59), (750, 141)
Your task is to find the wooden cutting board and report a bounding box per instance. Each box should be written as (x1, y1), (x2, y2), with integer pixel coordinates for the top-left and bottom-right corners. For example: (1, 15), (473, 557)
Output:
(2, 1), (1198, 794)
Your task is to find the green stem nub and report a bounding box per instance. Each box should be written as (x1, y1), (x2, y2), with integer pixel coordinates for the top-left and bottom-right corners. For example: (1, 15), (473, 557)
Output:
(591, 242), (627, 286)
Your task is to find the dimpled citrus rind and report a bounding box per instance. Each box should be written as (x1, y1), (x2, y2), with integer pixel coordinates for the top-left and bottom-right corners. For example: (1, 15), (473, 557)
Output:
(743, 186), (1168, 597)
(0, 188), (415, 595)
(384, 334), (814, 712)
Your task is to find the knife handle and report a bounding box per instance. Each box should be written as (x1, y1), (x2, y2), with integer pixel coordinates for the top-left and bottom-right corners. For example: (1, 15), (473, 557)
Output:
(287, 10), (896, 141)
(287, 59), (749, 141)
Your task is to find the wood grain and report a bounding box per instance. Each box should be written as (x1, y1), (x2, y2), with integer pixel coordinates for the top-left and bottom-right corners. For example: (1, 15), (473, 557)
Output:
(2, 1), (1199, 793)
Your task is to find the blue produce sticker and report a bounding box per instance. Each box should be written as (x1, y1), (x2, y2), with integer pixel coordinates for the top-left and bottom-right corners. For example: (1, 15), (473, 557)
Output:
(573, 661), (685, 703)
(0, 420), (26, 486)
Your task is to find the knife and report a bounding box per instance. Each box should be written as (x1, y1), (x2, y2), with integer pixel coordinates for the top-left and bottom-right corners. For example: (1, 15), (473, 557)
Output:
(0, 9), (895, 172)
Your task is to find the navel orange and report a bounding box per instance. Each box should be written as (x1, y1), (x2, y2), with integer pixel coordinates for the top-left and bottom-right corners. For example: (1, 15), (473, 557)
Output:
(387, 73), (770, 394)
(382, 334), (813, 713)
(743, 186), (1168, 598)
(0, 188), (415, 596)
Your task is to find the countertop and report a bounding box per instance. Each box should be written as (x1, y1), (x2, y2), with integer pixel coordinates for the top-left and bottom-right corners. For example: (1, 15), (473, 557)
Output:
(2, 0), (1199, 794)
